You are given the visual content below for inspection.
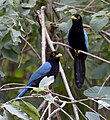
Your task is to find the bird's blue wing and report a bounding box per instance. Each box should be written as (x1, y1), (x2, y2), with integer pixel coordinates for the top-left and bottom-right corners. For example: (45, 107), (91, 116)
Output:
(28, 62), (52, 84)
(84, 30), (89, 49)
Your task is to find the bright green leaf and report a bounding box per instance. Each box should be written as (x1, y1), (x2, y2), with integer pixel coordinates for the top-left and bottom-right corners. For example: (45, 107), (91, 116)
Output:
(86, 112), (100, 120)
(3, 104), (29, 120)
(33, 87), (45, 92)
(13, 101), (40, 120)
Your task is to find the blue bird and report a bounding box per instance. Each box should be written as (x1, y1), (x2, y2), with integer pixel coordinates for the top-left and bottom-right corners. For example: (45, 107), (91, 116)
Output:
(16, 51), (62, 98)
(68, 14), (88, 88)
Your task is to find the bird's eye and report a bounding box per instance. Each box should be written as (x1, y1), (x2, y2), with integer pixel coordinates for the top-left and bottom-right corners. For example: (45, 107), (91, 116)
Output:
(52, 53), (55, 56)
(78, 16), (80, 19)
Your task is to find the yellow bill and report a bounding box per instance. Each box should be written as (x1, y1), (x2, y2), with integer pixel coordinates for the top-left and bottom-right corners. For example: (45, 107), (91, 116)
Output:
(55, 53), (62, 58)
(71, 15), (77, 20)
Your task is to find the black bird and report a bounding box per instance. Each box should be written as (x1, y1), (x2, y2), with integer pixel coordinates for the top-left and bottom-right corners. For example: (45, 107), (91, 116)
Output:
(68, 14), (88, 88)
(16, 51), (62, 98)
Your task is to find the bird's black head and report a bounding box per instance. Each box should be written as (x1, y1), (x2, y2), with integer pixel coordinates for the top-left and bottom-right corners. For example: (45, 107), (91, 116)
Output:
(71, 14), (83, 27)
(48, 51), (62, 62)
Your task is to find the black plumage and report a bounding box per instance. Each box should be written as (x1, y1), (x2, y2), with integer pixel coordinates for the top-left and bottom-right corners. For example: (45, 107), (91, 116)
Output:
(68, 14), (88, 88)
(16, 51), (62, 98)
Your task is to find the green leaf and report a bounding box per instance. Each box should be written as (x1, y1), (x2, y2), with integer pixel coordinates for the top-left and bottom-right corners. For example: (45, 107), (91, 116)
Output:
(0, 115), (4, 120)
(21, 0), (37, 9)
(10, 28), (21, 43)
(91, 63), (110, 79)
(98, 100), (110, 109)
(3, 104), (29, 120)
(43, 94), (55, 103)
(7, 0), (13, 5)
(3, 110), (14, 120)
(13, 101), (40, 120)
(84, 86), (110, 98)
(1, 47), (18, 63)
(56, 5), (68, 12)
(92, 11), (107, 17)
(25, 18), (35, 25)
(39, 76), (54, 88)
(0, 71), (5, 77)
(33, 87), (45, 92)
(0, 0), (6, 6)
(90, 11), (109, 32)
(86, 112), (100, 120)
(58, 22), (69, 33)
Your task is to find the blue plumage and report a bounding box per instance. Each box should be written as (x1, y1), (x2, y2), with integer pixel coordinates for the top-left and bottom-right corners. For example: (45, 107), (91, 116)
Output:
(28, 62), (51, 84)
(84, 30), (89, 49)
(16, 51), (62, 99)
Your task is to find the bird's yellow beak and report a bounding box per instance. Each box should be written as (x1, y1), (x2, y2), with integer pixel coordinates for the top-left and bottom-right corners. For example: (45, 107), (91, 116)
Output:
(55, 53), (62, 58)
(71, 15), (77, 20)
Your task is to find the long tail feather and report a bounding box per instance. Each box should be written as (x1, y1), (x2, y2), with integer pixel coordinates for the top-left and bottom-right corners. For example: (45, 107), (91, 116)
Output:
(16, 88), (29, 98)
(74, 58), (85, 88)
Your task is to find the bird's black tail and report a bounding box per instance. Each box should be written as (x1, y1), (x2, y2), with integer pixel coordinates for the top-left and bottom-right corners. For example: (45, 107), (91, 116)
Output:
(74, 58), (85, 88)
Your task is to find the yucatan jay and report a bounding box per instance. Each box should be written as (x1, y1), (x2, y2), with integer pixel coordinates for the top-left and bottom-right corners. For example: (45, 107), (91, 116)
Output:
(68, 14), (88, 88)
(16, 51), (62, 98)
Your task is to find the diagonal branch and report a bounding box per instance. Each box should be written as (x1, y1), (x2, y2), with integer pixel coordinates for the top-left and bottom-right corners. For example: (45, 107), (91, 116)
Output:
(53, 41), (110, 64)
(19, 36), (41, 60)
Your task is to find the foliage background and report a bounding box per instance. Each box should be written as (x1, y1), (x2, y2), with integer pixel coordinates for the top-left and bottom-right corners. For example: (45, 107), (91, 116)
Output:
(0, 0), (110, 119)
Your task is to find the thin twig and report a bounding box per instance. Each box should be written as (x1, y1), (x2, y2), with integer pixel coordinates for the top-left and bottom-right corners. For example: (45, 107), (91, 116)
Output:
(0, 83), (25, 89)
(98, 74), (110, 95)
(53, 102), (74, 120)
(99, 32), (110, 44)
(80, 50), (110, 64)
(53, 41), (110, 64)
(53, 1), (95, 14)
(89, 97), (110, 110)
(38, 100), (47, 111)
(101, 0), (110, 4)
(79, 101), (106, 120)
(19, 36), (41, 60)
(18, 43), (27, 68)
(75, 105), (88, 120)
(40, 102), (51, 120)
(47, 102), (66, 119)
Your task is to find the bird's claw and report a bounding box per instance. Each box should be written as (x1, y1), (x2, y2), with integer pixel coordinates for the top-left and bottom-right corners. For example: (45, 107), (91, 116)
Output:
(74, 49), (81, 56)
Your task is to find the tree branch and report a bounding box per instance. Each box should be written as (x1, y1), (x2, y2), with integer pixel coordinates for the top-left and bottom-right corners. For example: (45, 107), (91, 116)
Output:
(19, 36), (41, 60)
(41, 6), (46, 64)
(45, 27), (79, 120)
(53, 41), (110, 64)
